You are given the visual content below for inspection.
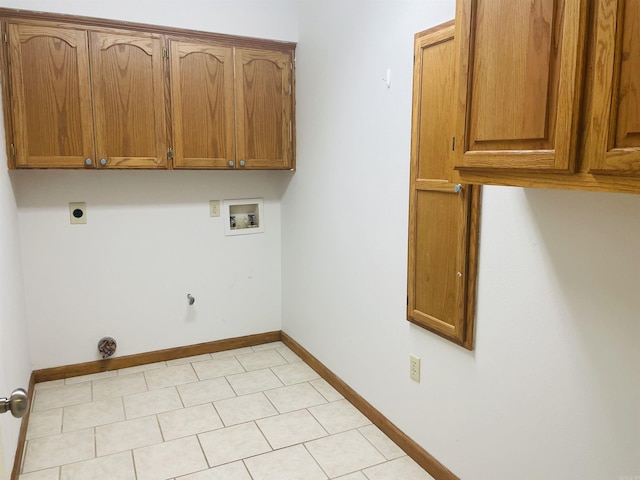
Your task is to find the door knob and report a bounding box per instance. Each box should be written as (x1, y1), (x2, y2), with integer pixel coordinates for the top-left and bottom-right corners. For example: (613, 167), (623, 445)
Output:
(0, 388), (28, 418)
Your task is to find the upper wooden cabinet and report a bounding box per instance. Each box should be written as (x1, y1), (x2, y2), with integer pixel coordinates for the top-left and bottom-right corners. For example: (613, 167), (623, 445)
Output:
(7, 24), (95, 168)
(90, 31), (167, 168)
(169, 43), (294, 170)
(584, 0), (640, 176)
(453, 0), (640, 193)
(235, 48), (294, 169)
(0, 9), (296, 170)
(169, 39), (235, 169)
(454, 0), (587, 172)
(7, 22), (166, 169)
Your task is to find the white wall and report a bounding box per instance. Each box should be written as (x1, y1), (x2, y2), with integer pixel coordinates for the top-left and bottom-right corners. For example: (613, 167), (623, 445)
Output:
(0, 95), (31, 475)
(16, 170), (290, 368)
(0, 0), (298, 41)
(3, 0), (298, 369)
(283, 1), (640, 479)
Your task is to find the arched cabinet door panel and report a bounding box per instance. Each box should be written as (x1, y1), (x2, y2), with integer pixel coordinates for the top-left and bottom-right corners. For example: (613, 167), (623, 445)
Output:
(8, 23), (95, 168)
(90, 31), (167, 168)
(235, 48), (294, 170)
(169, 40), (235, 169)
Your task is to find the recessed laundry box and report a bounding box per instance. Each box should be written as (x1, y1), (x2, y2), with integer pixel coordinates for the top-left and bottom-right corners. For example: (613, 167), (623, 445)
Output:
(223, 198), (264, 236)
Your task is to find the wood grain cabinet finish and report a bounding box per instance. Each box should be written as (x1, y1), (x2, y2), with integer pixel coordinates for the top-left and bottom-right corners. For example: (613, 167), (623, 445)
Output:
(169, 39), (235, 169)
(7, 23), (95, 168)
(169, 44), (294, 170)
(454, 0), (587, 172)
(6, 22), (166, 169)
(584, 0), (640, 176)
(90, 31), (167, 168)
(407, 21), (481, 349)
(235, 48), (294, 169)
(0, 9), (296, 170)
(453, 0), (640, 193)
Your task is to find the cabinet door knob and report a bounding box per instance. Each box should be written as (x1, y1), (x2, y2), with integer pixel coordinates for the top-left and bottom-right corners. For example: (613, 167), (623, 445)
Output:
(239, 160), (245, 167)
(228, 160), (234, 167)
(85, 158), (92, 166)
(454, 184), (462, 193)
(100, 158), (107, 166)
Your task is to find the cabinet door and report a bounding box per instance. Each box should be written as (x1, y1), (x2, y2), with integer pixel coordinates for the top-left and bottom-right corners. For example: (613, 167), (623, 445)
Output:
(408, 22), (481, 349)
(235, 48), (293, 169)
(586, 0), (640, 175)
(7, 23), (95, 168)
(169, 40), (235, 169)
(90, 31), (166, 168)
(454, 0), (586, 171)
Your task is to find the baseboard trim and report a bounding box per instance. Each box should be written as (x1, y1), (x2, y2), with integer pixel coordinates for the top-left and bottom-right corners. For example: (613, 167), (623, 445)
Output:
(32, 331), (281, 383)
(281, 332), (459, 480)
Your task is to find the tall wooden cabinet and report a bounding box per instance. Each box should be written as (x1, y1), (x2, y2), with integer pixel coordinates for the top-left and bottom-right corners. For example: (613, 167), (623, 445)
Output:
(0, 9), (296, 170)
(407, 21), (481, 349)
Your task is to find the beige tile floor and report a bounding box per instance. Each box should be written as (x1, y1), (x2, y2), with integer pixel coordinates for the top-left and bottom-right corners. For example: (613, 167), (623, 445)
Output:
(20, 342), (435, 480)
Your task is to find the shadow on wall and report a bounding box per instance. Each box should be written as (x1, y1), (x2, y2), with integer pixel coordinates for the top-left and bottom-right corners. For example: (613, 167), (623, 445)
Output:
(11, 169), (295, 209)
(524, 187), (640, 433)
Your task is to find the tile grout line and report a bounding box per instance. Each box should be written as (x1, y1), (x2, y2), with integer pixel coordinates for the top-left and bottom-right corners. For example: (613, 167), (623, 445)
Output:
(301, 441), (331, 479)
(23, 345), (430, 480)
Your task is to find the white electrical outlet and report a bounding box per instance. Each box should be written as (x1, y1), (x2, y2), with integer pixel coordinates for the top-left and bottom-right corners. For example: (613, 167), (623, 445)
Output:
(209, 200), (220, 217)
(410, 354), (421, 382)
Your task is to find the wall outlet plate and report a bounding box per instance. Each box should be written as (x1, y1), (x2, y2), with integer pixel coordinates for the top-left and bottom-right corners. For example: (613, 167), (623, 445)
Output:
(209, 200), (220, 217)
(69, 202), (86, 224)
(410, 354), (421, 382)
